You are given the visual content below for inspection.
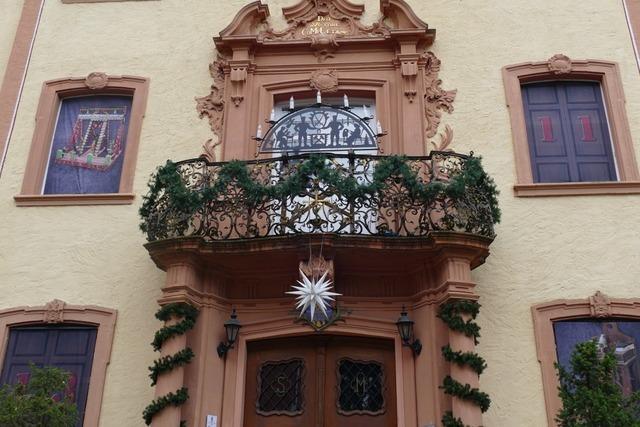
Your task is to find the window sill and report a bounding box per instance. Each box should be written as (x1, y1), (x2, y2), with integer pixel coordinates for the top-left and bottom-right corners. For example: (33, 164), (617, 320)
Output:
(14, 193), (135, 206)
(514, 181), (640, 197)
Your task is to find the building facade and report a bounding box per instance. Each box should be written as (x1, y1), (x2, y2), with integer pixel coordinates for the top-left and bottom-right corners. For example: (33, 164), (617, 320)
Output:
(0, 0), (639, 426)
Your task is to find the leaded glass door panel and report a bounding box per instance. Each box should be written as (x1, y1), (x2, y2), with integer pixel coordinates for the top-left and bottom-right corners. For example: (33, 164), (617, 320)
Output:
(243, 336), (396, 427)
(244, 338), (318, 427)
(324, 336), (396, 427)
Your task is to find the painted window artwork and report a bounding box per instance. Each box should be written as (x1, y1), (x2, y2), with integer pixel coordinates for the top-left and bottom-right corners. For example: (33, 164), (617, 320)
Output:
(554, 320), (640, 395)
(43, 95), (133, 194)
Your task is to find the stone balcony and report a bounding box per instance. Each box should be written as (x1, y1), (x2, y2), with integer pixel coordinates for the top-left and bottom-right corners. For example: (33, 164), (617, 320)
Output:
(140, 152), (499, 299)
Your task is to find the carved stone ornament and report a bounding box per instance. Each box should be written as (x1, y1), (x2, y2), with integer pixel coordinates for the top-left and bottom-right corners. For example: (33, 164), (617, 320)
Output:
(229, 65), (247, 106)
(309, 69), (339, 92)
(423, 51), (457, 138)
(196, 53), (228, 142)
(43, 299), (65, 324)
(200, 138), (222, 162)
(399, 57), (419, 102)
(310, 33), (340, 62)
(84, 72), (108, 90)
(259, 0), (391, 44)
(547, 54), (572, 75)
(428, 124), (454, 153)
(299, 254), (335, 282)
(589, 291), (612, 318)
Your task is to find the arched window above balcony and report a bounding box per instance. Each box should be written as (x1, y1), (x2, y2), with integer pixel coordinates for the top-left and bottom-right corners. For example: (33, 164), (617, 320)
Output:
(258, 100), (379, 155)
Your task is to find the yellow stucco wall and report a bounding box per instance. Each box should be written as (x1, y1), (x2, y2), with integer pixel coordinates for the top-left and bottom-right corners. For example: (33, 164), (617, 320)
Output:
(0, 0), (639, 426)
(0, 1), (24, 86)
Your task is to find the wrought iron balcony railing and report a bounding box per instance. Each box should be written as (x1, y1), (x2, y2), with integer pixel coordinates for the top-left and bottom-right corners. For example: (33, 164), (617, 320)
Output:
(140, 152), (500, 242)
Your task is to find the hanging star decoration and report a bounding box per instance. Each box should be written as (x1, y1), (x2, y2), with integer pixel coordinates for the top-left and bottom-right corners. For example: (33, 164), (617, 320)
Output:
(287, 269), (341, 321)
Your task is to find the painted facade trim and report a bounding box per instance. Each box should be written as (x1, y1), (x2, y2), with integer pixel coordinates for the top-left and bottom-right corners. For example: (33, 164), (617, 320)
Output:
(623, 0), (640, 72)
(0, 0), (44, 179)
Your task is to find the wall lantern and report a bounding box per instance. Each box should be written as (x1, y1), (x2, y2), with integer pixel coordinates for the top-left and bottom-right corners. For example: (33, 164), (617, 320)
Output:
(217, 308), (242, 358)
(396, 306), (422, 355)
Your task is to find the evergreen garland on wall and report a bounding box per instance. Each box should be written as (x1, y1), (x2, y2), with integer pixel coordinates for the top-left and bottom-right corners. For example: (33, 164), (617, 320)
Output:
(437, 299), (490, 427)
(143, 303), (199, 426)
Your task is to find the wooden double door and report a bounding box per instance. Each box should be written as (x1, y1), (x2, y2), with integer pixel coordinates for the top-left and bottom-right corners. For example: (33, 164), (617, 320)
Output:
(244, 335), (397, 427)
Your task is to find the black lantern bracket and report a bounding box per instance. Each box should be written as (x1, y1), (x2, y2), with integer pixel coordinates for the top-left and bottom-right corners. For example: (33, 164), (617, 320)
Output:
(396, 306), (422, 356)
(217, 308), (242, 358)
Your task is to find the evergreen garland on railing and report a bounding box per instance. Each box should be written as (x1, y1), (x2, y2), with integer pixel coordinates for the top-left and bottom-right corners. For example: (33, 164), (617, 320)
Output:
(143, 303), (199, 426)
(438, 299), (490, 427)
(139, 154), (500, 239)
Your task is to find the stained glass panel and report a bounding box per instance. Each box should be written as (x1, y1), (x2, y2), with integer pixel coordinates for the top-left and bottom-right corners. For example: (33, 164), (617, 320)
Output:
(337, 358), (385, 415)
(257, 358), (304, 415)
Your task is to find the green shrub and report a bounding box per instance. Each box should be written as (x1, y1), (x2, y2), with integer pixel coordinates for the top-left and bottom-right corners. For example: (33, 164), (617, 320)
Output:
(0, 364), (77, 427)
(556, 340), (640, 426)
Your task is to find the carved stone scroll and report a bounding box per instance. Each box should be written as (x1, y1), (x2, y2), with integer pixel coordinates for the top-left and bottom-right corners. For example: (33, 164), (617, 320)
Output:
(201, 139), (222, 162)
(43, 299), (65, 324)
(589, 291), (612, 318)
(196, 54), (228, 140)
(428, 124), (454, 152)
(423, 51), (456, 138)
(547, 53), (572, 75)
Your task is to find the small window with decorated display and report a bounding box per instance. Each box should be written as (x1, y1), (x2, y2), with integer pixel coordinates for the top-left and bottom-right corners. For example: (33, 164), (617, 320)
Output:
(43, 94), (133, 195)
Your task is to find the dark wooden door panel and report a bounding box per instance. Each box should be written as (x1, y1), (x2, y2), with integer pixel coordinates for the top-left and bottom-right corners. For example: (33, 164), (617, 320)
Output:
(244, 335), (396, 427)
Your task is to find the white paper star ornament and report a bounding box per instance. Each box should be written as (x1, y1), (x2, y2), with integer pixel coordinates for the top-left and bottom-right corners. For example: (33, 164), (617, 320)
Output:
(286, 269), (341, 320)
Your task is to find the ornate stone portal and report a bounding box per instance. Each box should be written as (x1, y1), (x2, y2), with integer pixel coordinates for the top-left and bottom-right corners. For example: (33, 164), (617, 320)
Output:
(196, 0), (456, 160)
